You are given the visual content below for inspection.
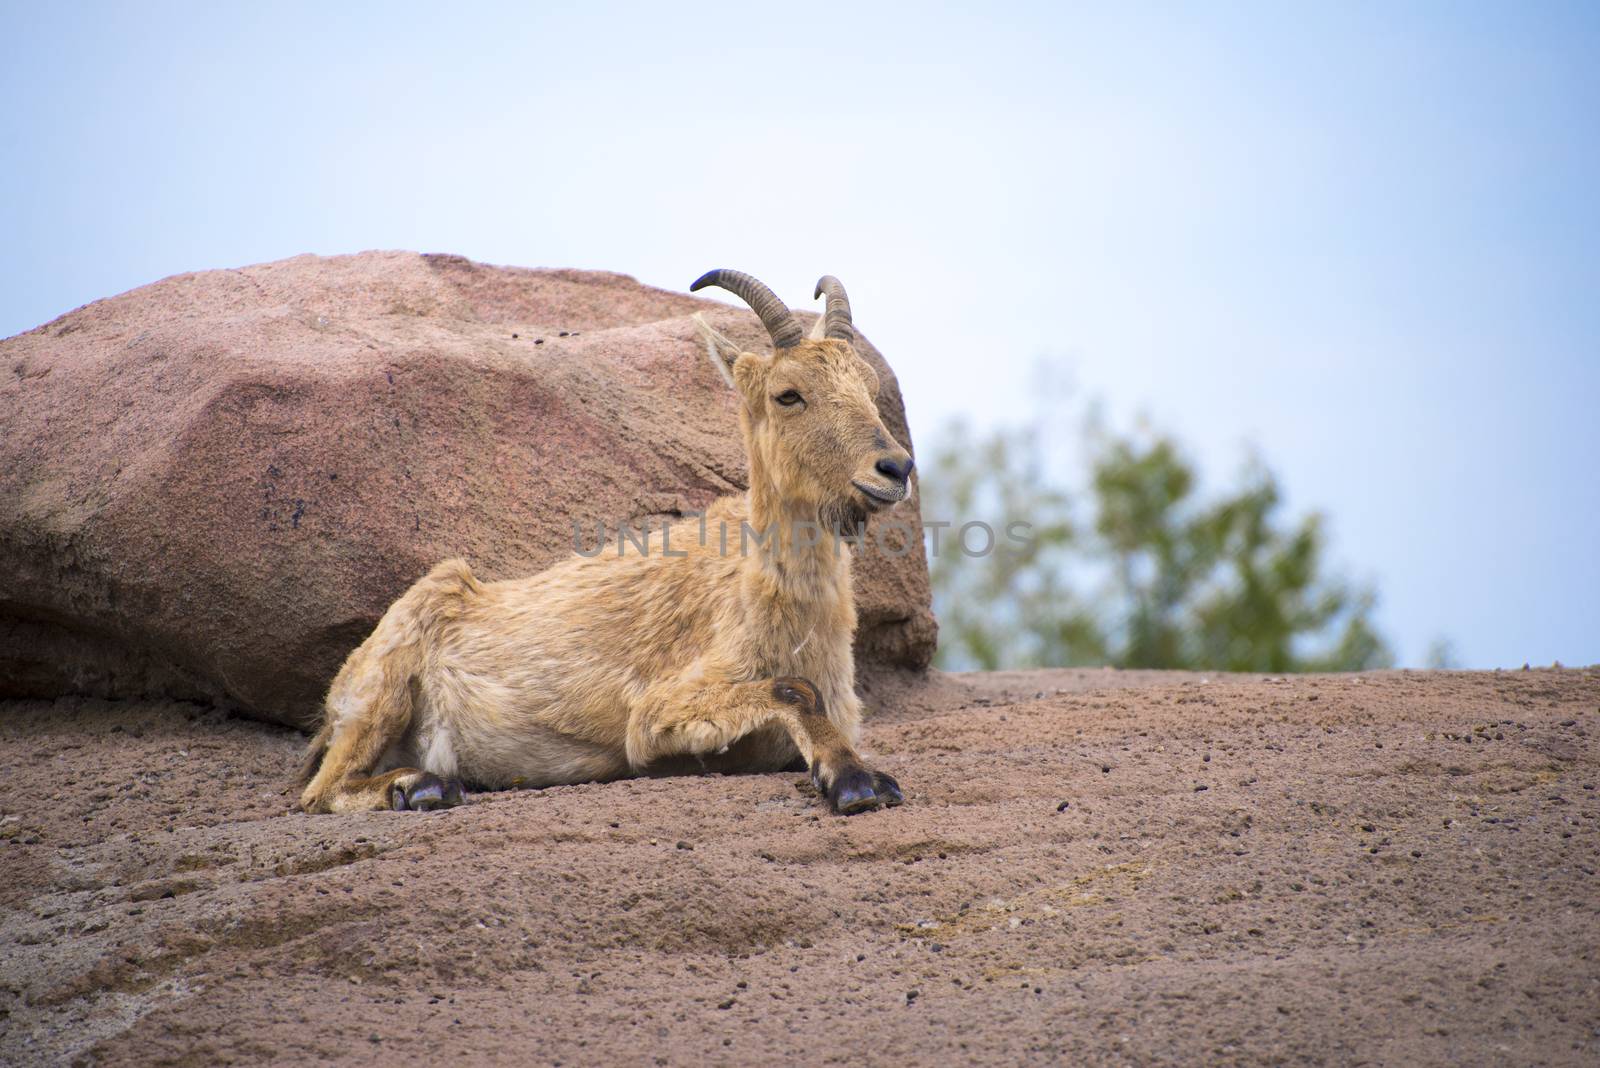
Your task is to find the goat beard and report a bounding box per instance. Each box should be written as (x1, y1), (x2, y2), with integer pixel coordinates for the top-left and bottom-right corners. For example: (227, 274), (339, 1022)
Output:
(821, 500), (870, 540)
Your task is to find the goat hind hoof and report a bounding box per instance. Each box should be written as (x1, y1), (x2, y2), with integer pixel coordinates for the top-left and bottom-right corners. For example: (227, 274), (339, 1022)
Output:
(391, 773), (466, 812)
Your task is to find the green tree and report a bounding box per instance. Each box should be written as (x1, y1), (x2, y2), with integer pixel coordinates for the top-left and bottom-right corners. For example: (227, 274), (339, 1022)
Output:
(922, 417), (1393, 673)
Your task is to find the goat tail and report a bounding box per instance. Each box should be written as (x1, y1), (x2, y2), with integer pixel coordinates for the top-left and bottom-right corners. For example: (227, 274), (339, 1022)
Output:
(297, 719), (334, 787)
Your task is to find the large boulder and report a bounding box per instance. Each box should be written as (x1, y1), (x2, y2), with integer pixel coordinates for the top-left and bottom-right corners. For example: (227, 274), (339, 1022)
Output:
(0, 252), (936, 728)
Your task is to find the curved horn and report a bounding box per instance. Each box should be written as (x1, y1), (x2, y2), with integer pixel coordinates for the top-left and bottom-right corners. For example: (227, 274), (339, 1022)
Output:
(812, 275), (855, 342)
(690, 269), (804, 349)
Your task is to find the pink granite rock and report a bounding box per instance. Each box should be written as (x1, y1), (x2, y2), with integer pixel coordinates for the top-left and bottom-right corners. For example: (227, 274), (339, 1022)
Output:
(0, 252), (935, 726)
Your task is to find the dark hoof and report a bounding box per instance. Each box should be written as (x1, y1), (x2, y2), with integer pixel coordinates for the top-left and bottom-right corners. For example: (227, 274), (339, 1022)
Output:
(391, 773), (466, 812)
(825, 766), (902, 815)
(772, 677), (822, 712)
(872, 771), (904, 807)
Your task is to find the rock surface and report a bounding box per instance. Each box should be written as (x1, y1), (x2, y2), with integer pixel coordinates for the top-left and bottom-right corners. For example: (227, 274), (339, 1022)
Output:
(0, 252), (936, 727)
(2, 668), (1596, 1065)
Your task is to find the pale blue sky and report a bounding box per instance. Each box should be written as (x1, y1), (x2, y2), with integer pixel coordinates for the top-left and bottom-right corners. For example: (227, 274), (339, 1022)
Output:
(3, 2), (1595, 668)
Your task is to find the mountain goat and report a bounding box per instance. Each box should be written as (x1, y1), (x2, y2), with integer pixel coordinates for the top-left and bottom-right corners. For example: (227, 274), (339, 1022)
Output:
(298, 270), (914, 816)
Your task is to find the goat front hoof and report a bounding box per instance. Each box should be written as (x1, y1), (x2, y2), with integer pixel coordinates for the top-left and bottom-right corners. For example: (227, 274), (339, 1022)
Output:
(872, 771), (904, 807)
(825, 766), (897, 815)
(390, 773), (466, 812)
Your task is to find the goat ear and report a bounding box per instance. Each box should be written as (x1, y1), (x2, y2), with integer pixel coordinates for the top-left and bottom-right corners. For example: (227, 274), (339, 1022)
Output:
(806, 313), (828, 341)
(692, 313), (745, 390)
(857, 355), (882, 398)
(731, 352), (767, 404)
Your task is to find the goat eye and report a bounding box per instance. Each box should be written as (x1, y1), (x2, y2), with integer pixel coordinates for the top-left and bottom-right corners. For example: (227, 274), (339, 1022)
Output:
(774, 390), (804, 407)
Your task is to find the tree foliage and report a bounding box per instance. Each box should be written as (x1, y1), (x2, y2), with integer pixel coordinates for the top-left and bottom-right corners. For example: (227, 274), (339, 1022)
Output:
(922, 417), (1392, 673)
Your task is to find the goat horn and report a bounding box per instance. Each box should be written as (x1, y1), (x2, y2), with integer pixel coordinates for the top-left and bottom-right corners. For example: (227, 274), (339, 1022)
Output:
(690, 269), (804, 349)
(812, 275), (855, 342)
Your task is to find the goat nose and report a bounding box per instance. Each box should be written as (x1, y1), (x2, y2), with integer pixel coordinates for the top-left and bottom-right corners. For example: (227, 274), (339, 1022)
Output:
(876, 455), (914, 482)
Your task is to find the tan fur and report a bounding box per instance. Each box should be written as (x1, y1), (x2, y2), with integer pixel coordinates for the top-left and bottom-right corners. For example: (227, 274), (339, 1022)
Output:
(300, 289), (913, 815)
